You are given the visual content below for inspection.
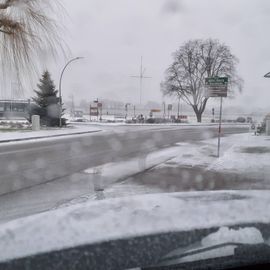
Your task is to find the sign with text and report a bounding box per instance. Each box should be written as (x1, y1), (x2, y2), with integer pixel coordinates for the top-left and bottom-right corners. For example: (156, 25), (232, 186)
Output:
(90, 106), (99, 116)
(151, 109), (161, 113)
(205, 77), (228, 97)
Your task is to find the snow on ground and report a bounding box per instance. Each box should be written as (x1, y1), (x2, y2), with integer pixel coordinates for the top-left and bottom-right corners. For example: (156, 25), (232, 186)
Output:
(0, 125), (101, 143)
(1, 190), (270, 262)
(158, 133), (270, 180)
(208, 135), (270, 178)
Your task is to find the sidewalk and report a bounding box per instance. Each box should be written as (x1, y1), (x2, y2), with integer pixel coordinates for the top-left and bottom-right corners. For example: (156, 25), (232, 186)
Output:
(159, 133), (270, 179)
(132, 133), (270, 191)
(0, 126), (102, 143)
(47, 132), (270, 205)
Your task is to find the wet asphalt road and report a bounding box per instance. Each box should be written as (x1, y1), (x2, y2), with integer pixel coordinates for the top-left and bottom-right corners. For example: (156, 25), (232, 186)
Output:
(0, 124), (250, 223)
(0, 124), (248, 195)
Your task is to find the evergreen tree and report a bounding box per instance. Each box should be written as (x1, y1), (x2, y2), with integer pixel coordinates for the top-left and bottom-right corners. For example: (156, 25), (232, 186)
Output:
(32, 71), (65, 127)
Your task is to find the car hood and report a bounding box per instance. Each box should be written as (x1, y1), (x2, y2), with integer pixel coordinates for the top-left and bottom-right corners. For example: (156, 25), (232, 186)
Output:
(1, 190), (270, 264)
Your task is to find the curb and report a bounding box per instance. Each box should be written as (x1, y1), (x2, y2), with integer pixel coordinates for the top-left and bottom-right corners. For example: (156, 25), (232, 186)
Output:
(71, 122), (250, 127)
(0, 129), (102, 144)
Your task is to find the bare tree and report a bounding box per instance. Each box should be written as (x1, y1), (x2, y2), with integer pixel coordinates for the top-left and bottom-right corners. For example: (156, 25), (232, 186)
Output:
(161, 39), (243, 122)
(0, 0), (64, 84)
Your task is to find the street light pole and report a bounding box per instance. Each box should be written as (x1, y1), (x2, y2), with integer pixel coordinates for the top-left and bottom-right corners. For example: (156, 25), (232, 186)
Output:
(58, 57), (84, 127)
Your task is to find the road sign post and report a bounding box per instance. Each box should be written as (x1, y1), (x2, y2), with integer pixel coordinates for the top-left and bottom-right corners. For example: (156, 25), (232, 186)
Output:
(97, 102), (103, 121)
(205, 77), (228, 98)
(205, 77), (228, 157)
(217, 97), (223, 157)
(90, 106), (99, 121)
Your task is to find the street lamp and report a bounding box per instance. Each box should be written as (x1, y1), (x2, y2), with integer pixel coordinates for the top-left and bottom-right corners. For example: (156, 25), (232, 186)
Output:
(58, 57), (84, 127)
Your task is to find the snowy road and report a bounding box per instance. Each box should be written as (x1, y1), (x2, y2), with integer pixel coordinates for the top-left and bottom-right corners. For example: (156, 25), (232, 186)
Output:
(0, 124), (248, 196)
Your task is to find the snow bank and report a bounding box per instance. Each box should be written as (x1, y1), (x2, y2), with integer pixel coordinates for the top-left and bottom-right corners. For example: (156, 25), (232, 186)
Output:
(208, 134), (270, 177)
(0, 125), (101, 143)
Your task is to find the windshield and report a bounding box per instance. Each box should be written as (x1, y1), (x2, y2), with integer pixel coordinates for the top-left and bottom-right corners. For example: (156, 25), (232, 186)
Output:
(0, 0), (270, 269)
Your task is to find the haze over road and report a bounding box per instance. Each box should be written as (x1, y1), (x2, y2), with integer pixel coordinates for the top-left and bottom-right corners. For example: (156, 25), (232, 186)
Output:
(0, 124), (248, 196)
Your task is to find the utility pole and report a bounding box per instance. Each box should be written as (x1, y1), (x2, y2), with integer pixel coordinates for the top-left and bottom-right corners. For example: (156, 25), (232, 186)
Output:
(130, 56), (151, 105)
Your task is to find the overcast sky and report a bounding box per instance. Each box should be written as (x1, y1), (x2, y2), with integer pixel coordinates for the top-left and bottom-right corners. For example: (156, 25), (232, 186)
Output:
(45, 0), (270, 110)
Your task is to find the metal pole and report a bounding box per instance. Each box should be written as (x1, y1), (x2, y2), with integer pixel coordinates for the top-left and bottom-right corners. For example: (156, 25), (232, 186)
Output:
(100, 105), (102, 122)
(217, 97), (223, 157)
(140, 56), (143, 105)
(163, 102), (166, 119)
(177, 98), (180, 118)
(134, 105), (136, 117)
(58, 57), (83, 127)
(89, 105), (91, 122)
(130, 56), (151, 105)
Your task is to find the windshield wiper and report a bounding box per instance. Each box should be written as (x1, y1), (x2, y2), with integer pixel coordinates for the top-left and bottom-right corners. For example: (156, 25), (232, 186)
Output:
(158, 242), (245, 263)
(144, 243), (270, 270)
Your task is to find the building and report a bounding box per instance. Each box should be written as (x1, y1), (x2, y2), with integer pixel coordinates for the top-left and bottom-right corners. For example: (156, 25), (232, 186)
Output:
(0, 99), (31, 119)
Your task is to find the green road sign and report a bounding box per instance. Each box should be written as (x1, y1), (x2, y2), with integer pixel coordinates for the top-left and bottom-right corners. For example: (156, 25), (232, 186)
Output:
(205, 77), (228, 97)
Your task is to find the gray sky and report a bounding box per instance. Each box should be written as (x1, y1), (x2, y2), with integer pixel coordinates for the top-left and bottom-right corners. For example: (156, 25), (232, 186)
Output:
(46, 0), (270, 110)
